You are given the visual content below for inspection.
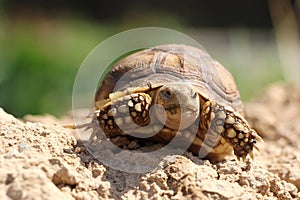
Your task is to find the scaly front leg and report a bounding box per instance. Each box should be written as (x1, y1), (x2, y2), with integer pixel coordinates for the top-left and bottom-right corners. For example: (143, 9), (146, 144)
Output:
(201, 101), (263, 160)
(93, 93), (153, 140)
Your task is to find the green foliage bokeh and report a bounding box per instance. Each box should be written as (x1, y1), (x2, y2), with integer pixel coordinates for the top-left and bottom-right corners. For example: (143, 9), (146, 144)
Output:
(0, 18), (115, 117)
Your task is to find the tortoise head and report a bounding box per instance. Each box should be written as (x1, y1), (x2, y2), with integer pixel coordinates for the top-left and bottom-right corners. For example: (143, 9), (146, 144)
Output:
(154, 82), (200, 130)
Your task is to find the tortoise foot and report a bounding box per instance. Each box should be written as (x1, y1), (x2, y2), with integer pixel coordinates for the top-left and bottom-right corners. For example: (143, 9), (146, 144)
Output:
(96, 92), (152, 137)
(201, 101), (263, 161)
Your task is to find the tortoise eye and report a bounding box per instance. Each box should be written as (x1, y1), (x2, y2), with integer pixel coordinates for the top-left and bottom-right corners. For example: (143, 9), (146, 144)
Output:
(192, 92), (197, 99)
(164, 90), (172, 100)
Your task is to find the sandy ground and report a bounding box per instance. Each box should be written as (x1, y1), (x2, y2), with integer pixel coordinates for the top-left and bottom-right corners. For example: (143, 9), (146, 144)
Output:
(1, 83), (300, 200)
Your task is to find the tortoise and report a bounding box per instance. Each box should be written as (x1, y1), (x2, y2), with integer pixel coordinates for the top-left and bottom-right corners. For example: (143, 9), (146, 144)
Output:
(85, 44), (262, 161)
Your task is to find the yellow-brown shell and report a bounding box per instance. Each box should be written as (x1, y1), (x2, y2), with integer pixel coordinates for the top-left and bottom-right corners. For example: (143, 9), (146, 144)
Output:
(95, 44), (243, 114)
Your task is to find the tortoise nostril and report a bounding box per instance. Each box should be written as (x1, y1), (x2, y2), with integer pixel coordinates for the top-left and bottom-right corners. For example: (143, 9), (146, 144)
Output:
(192, 92), (197, 98)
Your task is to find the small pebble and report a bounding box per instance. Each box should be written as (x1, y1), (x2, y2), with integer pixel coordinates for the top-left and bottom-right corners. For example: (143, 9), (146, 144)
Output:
(19, 142), (30, 152)
(4, 149), (19, 159)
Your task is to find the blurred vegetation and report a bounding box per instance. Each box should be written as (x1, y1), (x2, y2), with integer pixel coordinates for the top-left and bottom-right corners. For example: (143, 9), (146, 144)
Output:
(0, 1), (287, 117)
(0, 16), (116, 116)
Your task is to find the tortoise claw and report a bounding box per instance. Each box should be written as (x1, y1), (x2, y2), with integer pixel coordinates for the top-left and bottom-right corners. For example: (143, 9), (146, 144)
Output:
(249, 151), (254, 160)
(253, 143), (260, 151)
(251, 131), (264, 142)
(205, 101), (263, 161)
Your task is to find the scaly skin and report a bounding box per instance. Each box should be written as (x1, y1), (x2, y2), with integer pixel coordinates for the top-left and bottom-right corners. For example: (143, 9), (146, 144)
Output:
(90, 92), (262, 161)
(97, 92), (152, 137)
(200, 101), (263, 160)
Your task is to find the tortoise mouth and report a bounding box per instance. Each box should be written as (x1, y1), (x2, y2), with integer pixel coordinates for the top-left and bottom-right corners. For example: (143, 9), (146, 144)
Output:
(155, 105), (199, 130)
(167, 110), (199, 130)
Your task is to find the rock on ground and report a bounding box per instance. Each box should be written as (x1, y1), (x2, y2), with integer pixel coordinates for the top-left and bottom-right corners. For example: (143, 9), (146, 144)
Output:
(1, 83), (300, 199)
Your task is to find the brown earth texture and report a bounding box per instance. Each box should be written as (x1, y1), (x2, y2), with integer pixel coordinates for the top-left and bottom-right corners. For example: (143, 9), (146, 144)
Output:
(1, 83), (300, 200)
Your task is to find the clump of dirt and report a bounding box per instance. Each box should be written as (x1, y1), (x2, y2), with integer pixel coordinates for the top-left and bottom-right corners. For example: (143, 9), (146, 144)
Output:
(1, 83), (300, 199)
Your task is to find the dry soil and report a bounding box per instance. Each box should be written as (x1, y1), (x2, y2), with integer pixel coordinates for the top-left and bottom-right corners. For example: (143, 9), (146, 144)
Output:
(1, 83), (300, 200)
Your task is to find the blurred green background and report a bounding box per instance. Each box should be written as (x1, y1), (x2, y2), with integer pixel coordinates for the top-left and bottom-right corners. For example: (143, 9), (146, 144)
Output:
(0, 0), (298, 117)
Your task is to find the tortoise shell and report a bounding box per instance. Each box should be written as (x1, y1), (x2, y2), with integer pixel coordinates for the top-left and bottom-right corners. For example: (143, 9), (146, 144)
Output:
(95, 44), (243, 114)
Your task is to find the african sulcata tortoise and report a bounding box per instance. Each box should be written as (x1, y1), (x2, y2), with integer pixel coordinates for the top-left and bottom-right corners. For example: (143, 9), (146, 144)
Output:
(86, 44), (262, 161)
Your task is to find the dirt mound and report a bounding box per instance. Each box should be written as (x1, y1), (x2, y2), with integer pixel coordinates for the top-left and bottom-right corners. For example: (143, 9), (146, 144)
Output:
(1, 83), (300, 199)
